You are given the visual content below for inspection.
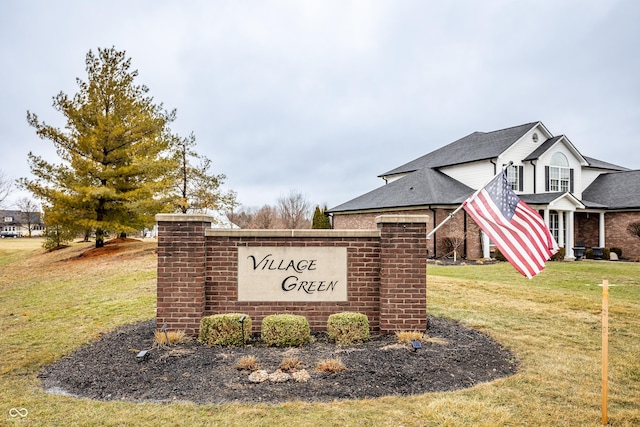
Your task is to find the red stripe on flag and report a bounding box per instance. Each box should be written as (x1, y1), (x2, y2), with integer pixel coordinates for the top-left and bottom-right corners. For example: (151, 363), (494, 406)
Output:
(463, 185), (557, 279)
(464, 191), (541, 277)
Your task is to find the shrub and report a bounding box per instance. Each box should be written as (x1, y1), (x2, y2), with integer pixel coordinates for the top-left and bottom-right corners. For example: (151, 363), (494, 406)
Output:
(316, 358), (347, 373)
(586, 248), (609, 260)
(611, 247), (623, 258)
(236, 355), (259, 371)
(395, 330), (424, 344)
(551, 247), (565, 261)
(154, 329), (186, 346)
(327, 312), (370, 345)
(279, 356), (302, 372)
(198, 313), (252, 346)
(494, 248), (507, 262)
(261, 314), (311, 347)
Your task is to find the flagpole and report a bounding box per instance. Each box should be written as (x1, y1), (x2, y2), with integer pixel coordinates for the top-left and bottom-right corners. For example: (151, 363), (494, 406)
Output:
(426, 161), (513, 240)
(425, 161), (513, 331)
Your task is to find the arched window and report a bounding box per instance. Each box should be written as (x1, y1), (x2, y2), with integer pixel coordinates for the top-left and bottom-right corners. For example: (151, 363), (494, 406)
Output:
(551, 152), (569, 167)
(549, 152), (570, 192)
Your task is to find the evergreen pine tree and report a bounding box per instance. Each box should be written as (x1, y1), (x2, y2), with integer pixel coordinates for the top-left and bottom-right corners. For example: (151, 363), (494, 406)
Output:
(312, 205), (332, 229)
(21, 47), (176, 248)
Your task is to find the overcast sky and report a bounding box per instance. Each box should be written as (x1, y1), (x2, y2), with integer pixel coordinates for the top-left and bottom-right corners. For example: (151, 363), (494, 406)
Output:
(1, 1), (639, 211)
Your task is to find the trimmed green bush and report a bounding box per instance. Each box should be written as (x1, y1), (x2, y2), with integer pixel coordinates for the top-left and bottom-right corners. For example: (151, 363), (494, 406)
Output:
(494, 248), (507, 262)
(327, 312), (370, 345)
(261, 314), (311, 347)
(198, 313), (251, 346)
(551, 247), (566, 261)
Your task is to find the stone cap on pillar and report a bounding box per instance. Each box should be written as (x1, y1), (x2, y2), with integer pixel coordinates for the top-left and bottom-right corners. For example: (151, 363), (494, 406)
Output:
(374, 214), (430, 224)
(155, 213), (215, 223)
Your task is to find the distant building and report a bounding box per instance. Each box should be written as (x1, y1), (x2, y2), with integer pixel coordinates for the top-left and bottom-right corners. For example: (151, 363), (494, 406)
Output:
(0, 209), (45, 237)
(328, 121), (640, 260)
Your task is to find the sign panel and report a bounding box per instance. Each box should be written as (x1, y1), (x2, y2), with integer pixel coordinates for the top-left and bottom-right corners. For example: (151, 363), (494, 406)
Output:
(237, 246), (347, 302)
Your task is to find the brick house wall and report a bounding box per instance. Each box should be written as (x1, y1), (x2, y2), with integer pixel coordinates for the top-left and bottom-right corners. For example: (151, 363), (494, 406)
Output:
(604, 212), (640, 261)
(574, 213), (600, 248)
(332, 208), (483, 259)
(574, 211), (640, 261)
(156, 214), (428, 336)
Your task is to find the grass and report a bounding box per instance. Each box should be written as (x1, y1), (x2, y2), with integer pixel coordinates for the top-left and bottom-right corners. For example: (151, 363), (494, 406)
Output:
(1, 239), (639, 426)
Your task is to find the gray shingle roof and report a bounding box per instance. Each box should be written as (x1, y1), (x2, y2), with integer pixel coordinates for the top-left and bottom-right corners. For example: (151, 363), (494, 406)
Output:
(582, 170), (640, 209)
(583, 156), (630, 171)
(380, 122), (538, 177)
(523, 136), (563, 161)
(329, 121), (639, 214)
(519, 192), (566, 204)
(327, 168), (474, 213)
(0, 209), (43, 224)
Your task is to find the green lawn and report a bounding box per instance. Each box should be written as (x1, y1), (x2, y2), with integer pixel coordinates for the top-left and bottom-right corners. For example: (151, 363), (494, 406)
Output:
(1, 239), (638, 426)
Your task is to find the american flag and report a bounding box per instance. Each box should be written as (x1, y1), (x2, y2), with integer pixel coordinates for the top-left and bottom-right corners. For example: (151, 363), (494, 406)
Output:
(463, 170), (559, 278)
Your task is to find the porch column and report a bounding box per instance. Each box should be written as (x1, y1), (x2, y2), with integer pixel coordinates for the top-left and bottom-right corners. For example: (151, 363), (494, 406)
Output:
(567, 212), (575, 259)
(543, 209), (550, 225)
(599, 212), (606, 247)
(558, 211), (565, 248)
(481, 230), (491, 259)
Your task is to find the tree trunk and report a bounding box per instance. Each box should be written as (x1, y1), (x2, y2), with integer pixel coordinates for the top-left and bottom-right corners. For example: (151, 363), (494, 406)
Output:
(95, 229), (105, 248)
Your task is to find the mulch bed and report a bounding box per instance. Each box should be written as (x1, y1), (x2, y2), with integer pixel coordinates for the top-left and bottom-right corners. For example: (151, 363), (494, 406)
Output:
(39, 316), (517, 404)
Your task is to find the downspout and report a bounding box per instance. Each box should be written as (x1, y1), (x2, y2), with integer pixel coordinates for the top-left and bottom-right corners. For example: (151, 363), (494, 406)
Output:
(428, 206), (436, 258)
(463, 210), (468, 259)
(490, 158), (497, 175)
(529, 160), (536, 193)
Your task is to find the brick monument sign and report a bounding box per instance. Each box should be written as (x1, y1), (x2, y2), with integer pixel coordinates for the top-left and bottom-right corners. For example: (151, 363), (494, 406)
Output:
(156, 214), (428, 336)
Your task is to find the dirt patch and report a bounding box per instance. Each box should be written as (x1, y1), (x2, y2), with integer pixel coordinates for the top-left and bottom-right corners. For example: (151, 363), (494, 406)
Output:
(77, 238), (144, 259)
(40, 317), (518, 404)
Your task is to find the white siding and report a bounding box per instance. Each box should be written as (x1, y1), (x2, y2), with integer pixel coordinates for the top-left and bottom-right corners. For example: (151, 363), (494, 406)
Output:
(384, 173), (409, 184)
(440, 160), (494, 189)
(500, 125), (552, 194)
(549, 197), (579, 211)
(582, 168), (612, 192)
(538, 140), (584, 198)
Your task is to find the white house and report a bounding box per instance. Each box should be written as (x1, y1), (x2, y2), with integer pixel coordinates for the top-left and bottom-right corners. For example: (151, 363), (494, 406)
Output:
(328, 122), (640, 260)
(0, 209), (45, 237)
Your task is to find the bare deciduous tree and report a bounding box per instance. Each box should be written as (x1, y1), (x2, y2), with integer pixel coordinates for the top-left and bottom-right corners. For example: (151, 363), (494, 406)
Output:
(0, 170), (12, 207)
(16, 198), (41, 237)
(627, 222), (640, 239)
(442, 220), (467, 262)
(277, 190), (311, 229)
(251, 205), (278, 229)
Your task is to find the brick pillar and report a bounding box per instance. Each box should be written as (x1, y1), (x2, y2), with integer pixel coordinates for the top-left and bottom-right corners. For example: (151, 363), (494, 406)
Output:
(156, 214), (212, 336)
(376, 215), (428, 333)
